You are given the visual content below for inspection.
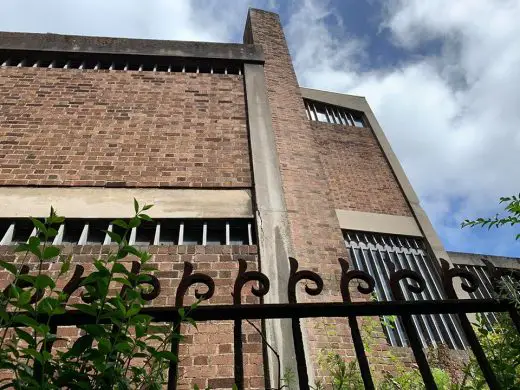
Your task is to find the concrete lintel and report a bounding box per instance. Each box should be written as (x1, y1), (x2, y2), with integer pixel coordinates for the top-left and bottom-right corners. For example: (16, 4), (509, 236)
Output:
(0, 187), (252, 219)
(244, 63), (298, 388)
(336, 209), (422, 237)
(0, 31), (264, 63)
(449, 251), (520, 270)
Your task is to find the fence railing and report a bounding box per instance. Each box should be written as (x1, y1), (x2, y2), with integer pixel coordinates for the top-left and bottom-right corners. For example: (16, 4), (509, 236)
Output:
(3, 257), (520, 390)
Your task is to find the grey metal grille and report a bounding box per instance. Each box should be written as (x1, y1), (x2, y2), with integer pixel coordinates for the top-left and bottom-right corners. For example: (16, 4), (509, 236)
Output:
(343, 230), (466, 349)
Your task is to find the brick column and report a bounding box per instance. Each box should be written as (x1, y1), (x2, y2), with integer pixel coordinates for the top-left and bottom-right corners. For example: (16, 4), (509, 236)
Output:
(244, 9), (350, 386)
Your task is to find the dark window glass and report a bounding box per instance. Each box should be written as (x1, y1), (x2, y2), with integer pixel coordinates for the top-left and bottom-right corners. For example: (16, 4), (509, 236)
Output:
(87, 220), (109, 244)
(183, 221), (202, 245)
(206, 221), (226, 245)
(62, 220), (85, 244)
(135, 221), (156, 246)
(229, 221), (250, 245)
(12, 220), (34, 244)
(159, 221), (180, 245)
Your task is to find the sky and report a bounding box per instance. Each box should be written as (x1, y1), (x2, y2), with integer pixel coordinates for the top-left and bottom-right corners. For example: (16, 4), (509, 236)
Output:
(2, 0), (519, 257)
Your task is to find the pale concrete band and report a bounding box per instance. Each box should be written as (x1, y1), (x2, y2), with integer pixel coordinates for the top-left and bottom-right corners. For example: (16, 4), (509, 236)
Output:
(0, 187), (253, 218)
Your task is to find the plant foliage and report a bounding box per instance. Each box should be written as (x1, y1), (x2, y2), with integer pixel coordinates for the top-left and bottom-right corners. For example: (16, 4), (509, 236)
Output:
(0, 201), (196, 389)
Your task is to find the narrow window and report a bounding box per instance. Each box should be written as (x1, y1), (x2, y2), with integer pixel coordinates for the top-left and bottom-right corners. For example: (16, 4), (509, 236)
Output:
(206, 221), (226, 245)
(182, 221), (203, 245)
(159, 221), (180, 245)
(61, 220), (85, 244)
(134, 221), (157, 246)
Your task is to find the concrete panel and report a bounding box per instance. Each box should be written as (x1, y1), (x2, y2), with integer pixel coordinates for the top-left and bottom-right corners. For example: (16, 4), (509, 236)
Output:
(0, 187), (252, 218)
(0, 31), (264, 63)
(336, 209), (422, 237)
(449, 251), (520, 270)
(244, 62), (299, 388)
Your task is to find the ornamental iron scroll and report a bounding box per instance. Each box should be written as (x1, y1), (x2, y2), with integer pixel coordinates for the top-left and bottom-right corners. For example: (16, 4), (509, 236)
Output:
(2, 255), (520, 390)
(389, 267), (436, 389)
(232, 259), (270, 389)
(287, 257), (324, 389)
(339, 258), (376, 390)
(440, 258), (500, 389)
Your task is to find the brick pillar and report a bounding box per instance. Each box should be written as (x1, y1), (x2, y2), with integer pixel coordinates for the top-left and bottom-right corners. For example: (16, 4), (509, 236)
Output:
(244, 9), (350, 386)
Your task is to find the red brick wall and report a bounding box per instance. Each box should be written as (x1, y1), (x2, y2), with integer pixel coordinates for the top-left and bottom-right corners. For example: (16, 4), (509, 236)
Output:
(0, 244), (264, 390)
(311, 121), (413, 216)
(0, 68), (250, 188)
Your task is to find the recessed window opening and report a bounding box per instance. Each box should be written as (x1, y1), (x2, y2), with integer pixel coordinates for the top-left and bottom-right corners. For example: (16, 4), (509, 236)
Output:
(134, 221), (156, 246)
(304, 99), (366, 128)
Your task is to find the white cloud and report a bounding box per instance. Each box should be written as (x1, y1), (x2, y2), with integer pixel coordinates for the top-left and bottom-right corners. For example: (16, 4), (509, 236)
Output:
(287, 0), (520, 255)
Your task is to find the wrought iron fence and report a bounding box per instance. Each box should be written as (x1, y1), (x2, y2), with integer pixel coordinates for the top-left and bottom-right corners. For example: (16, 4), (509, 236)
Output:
(3, 256), (520, 390)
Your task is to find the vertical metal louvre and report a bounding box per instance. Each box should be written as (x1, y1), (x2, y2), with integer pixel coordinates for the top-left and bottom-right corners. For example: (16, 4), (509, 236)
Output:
(454, 264), (506, 328)
(344, 230), (467, 349)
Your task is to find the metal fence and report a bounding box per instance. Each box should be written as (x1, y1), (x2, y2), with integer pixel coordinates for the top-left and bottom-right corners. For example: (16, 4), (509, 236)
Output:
(3, 256), (520, 390)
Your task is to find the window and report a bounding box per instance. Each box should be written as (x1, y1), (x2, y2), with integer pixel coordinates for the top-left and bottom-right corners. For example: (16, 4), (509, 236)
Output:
(0, 51), (243, 75)
(304, 99), (366, 127)
(344, 230), (466, 349)
(0, 218), (255, 246)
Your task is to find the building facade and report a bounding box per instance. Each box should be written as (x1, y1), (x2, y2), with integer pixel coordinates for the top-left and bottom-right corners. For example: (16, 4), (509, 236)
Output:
(0, 8), (518, 389)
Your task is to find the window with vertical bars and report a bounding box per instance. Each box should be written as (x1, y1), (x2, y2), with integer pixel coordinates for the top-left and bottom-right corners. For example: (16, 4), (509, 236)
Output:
(304, 99), (366, 127)
(0, 218), (255, 246)
(0, 51), (243, 75)
(343, 230), (467, 349)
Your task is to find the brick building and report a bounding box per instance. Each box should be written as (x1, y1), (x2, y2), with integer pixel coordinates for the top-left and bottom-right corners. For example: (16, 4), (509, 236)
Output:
(0, 8), (518, 389)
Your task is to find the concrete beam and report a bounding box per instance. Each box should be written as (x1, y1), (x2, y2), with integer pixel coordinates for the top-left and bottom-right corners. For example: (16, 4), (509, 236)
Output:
(0, 187), (252, 219)
(449, 251), (520, 270)
(243, 63), (299, 388)
(336, 209), (422, 237)
(0, 31), (264, 63)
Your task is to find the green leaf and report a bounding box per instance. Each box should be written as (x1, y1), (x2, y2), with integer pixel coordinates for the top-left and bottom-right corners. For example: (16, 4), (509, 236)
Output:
(71, 304), (98, 317)
(139, 214), (152, 222)
(115, 341), (132, 354)
(12, 315), (39, 330)
(128, 217), (141, 229)
(60, 256), (71, 275)
(112, 263), (129, 274)
(30, 218), (47, 235)
(63, 335), (93, 358)
(82, 324), (106, 337)
(113, 277), (132, 287)
(134, 198), (139, 213)
(27, 236), (40, 248)
(178, 308), (185, 319)
(105, 230), (122, 244)
(98, 338), (112, 354)
(15, 328), (35, 346)
(42, 246), (60, 260)
(153, 350), (178, 362)
(112, 219), (129, 229)
(46, 227), (58, 238)
(0, 260), (17, 274)
(34, 274), (56, 290)
(142, 204), (153, 211)
(126, 304), (141, 318)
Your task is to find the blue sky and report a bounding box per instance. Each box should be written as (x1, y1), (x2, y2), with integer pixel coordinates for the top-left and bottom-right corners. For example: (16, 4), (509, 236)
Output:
(2, 0), (519, 257)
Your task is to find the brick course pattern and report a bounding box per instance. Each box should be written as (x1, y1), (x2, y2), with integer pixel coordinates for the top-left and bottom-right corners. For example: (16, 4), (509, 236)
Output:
(0, 245), (264, 390)
(311, 121), (413, 216)
(0, 68), (251, 188)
